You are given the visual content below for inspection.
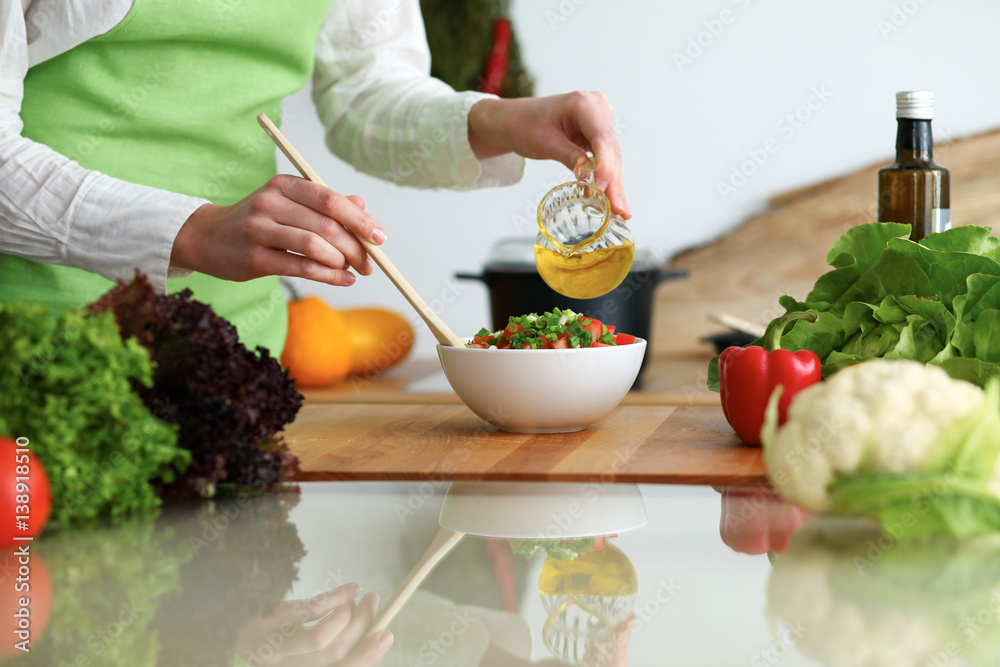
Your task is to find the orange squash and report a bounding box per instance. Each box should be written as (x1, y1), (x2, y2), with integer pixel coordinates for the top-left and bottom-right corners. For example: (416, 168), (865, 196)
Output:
(342, 308), (414, 376)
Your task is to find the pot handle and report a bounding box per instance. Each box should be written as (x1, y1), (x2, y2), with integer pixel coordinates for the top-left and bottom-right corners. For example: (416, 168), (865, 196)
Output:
(656, 267), (688, 284)
(454, 272), (487, 283)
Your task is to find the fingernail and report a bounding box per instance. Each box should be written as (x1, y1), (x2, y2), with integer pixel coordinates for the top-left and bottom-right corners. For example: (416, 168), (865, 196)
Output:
(595, 177), (609, 192)
(345, 582), (361, 597)
(344, 272), (356, 285)
(616, 195), (631, 217)
(371, 228), (387, 244)
(379, 630), (394, 650)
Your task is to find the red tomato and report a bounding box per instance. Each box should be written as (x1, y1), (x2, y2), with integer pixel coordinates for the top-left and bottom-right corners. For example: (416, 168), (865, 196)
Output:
(0, 549), (52, 658)
(606, 325), (616, 335)
(504, 322), (524, 337)
(550, 334), (570, 349)
(580, 317), (605, 344)
(0, 437), (51, 548)
(615, 333), (636, 346)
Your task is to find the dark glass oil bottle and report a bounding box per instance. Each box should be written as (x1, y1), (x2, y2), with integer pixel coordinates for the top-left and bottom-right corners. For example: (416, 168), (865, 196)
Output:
(877, 91), (950, 241)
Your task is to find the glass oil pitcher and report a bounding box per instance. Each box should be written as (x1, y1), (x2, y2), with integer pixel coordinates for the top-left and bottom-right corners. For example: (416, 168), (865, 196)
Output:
(535, 157), (635, 299)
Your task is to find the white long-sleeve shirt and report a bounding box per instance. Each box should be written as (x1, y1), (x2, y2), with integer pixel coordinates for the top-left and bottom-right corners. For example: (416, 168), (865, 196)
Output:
(0, 0), (524, 291)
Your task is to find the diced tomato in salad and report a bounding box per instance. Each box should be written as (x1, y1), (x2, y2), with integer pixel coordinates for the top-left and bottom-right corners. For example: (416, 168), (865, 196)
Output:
(614, 332), (636, 345)
(466, 308), (637, 349)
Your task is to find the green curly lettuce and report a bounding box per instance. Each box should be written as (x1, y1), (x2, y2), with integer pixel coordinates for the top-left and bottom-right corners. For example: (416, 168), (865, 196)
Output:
(0, 303), (187, 523)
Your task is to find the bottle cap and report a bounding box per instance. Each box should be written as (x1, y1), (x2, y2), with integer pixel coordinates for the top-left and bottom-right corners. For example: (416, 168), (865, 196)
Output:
(896, 91), (934, 119)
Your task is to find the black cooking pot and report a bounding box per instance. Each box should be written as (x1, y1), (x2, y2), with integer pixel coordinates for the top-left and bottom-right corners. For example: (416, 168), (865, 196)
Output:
(456, 242), (687, 385)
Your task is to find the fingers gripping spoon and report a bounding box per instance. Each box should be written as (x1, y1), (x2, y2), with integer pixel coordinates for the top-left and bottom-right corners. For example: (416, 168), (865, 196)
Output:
(257, 113), (465, 348)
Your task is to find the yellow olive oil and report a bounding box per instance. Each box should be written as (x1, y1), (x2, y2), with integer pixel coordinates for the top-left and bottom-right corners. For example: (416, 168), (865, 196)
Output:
(538, 543), (638, 597)
(534, 244), (635, 299)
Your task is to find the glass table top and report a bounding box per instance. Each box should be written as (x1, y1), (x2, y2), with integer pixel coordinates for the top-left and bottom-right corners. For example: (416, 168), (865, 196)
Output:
(2, 481), (996, 666)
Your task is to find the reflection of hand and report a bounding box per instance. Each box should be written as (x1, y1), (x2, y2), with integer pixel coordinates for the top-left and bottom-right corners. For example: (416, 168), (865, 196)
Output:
(719, 488), (810, 556)
(171, 176), (387, 286)
(467, 93), (630, 219)
(233, 583), (394, 666)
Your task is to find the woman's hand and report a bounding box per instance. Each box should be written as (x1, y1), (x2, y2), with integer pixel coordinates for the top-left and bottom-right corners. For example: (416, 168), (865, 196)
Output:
(467, 92), (630, 219)
(232, 583), (393, 666)
(170, 175), (387, 286)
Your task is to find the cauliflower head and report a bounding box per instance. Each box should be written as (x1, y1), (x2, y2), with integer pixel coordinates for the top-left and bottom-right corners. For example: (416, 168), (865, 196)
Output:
(763, 360), (991, 513)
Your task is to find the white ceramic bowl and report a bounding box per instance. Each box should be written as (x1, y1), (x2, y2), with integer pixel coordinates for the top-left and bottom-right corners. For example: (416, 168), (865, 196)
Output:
(438, 482), (648, 538)
(437, 338), (647, 433)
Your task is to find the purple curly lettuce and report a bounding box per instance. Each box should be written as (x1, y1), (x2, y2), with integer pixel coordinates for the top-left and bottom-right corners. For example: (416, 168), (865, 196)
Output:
(91, 273), (302, 497)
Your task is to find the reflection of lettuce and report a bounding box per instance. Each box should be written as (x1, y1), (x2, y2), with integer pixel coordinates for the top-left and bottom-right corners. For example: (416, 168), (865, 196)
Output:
(508, 536), (607, 560)
(8, 492), (304, 666)
(154, 492), (305, 666)
(18, 520), (186, 666)
(709, 223), (1000, 390)
(767, 519), (1000, 667)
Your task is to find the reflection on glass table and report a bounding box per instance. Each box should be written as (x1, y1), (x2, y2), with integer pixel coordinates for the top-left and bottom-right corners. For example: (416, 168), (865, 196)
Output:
(767, 517), (1000, 667)
(376, 482), (646, 666)
(0, 491), (386, 667)
(8, 482), (1000, 666)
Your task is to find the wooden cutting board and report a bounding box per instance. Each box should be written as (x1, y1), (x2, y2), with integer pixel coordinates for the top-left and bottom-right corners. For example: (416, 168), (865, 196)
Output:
(284, 403), (766, 486)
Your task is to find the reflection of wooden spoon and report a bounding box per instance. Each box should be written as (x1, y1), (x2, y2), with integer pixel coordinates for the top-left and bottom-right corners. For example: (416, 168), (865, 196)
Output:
(367, 526), (465, 636)
(368, 482), (647, 639)
(256, 113), (465, 347)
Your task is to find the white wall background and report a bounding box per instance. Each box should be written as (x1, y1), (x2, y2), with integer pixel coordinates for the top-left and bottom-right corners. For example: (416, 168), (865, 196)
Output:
(279, 0), (1000, 361)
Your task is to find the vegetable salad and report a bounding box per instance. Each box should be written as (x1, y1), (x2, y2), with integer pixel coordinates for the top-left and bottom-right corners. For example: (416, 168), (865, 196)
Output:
(467, 308), (636, 349)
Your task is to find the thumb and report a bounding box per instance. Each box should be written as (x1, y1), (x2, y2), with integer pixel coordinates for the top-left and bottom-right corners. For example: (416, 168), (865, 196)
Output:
(544, 135), (589, 179)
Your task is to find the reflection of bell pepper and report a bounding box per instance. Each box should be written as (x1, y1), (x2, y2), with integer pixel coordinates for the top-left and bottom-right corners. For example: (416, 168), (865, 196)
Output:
(718, 311), (821, 446)
(719, 487), (810, 555)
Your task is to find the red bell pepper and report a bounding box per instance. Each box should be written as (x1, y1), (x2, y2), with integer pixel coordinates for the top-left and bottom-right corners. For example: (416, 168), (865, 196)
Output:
(718, 311), (821, 446)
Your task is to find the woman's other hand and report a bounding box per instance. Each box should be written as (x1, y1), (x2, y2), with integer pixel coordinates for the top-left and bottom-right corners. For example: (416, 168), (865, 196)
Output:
(467, 92), (630, 219)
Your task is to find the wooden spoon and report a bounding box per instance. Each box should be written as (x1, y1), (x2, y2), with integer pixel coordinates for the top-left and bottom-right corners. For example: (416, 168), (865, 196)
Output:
(257, 113), (465, 347)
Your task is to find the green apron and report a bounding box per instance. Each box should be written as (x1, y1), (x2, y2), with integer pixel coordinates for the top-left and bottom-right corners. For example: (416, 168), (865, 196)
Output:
(5, 0), (334, 353)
